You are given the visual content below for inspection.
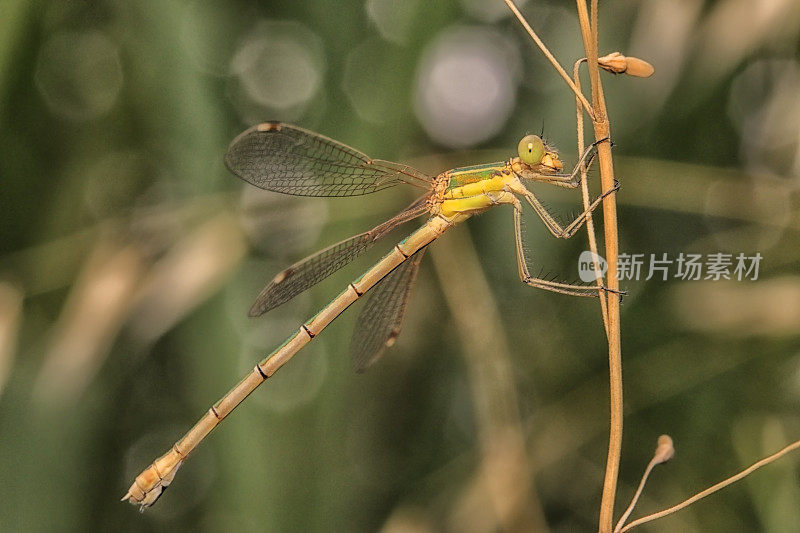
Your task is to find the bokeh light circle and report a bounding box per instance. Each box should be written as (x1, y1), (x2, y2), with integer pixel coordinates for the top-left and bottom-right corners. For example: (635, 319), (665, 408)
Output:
(229, 21), (324, 120)
(413, 26), (521, 148)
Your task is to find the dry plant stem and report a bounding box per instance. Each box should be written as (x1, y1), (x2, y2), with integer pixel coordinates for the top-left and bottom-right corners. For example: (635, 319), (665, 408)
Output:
(573, 58), (609, 337)
(574, 1), (623, 532)
(614, 436), (674, 532)
(618, 439), (800, 532)
(574, 1), (593, 61)
(504, 0), (594, 119)
(614, 458), (659, 532)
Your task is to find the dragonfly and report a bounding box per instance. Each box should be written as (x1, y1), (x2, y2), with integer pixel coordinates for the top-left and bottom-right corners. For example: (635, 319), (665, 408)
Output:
(122, 121), (617, 509)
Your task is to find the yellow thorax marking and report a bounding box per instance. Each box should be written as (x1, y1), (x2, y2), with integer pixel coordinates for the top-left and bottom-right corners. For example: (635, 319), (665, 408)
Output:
(438, 164), (522, 219)
(442, 166), (515, 200)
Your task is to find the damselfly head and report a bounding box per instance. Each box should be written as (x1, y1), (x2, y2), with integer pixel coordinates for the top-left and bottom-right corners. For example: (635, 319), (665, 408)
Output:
(517, 134), (563, 172)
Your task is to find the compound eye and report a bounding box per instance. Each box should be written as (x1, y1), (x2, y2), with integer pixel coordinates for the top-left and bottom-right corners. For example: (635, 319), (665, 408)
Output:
(517, 135), (544, 165)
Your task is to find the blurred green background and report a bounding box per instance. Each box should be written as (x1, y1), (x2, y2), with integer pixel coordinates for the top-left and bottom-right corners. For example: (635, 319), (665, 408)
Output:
(1, 0), (800, 531)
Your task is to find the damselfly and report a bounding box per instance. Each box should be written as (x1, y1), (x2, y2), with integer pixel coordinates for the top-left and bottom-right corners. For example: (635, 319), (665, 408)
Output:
(122, 122), (617, 509)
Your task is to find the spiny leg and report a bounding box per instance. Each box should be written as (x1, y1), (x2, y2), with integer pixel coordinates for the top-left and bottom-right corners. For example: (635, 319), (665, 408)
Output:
(522, 179), (619, 239)
(512, 203), (601, 297)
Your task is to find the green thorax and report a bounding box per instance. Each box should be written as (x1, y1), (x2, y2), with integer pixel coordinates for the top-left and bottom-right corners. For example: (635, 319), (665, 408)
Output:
(446, 162), (507, 190)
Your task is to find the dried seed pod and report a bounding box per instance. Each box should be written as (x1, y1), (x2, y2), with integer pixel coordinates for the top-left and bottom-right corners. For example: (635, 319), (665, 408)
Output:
(598, 52), (654, 78)
(598, 52), (627, 74)
(654, 434), (675, 464)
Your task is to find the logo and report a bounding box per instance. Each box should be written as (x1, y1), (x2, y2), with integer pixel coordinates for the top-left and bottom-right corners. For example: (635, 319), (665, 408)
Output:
(578, 250), (608, 282)
(576, 251), (762, 282)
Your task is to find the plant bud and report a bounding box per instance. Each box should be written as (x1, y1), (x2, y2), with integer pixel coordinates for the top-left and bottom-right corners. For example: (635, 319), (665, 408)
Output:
(598, 52), (654, 78)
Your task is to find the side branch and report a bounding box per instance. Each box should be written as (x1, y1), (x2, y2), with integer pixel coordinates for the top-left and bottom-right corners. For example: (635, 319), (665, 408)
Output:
(618, 439), (800, 532)
(504, 0), (594, 118)
(573, 58), (609, 336)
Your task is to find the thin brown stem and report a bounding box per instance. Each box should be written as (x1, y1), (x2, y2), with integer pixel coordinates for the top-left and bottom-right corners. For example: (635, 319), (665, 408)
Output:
(504, 0), (594, 119)
(574, 1), (623, 532)
(614, 461), (655, 532)
(614, 435), (675, 532)
(575, 1), (592, 58)
(618, 439), (800, 532)
(573, 58), (609, 337)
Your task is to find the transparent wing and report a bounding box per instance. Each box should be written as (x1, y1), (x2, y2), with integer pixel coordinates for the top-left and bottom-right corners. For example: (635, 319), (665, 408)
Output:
(226, 122), (433, 197)
(350, 247), (426, 373)
(249, 197), (430, 317)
